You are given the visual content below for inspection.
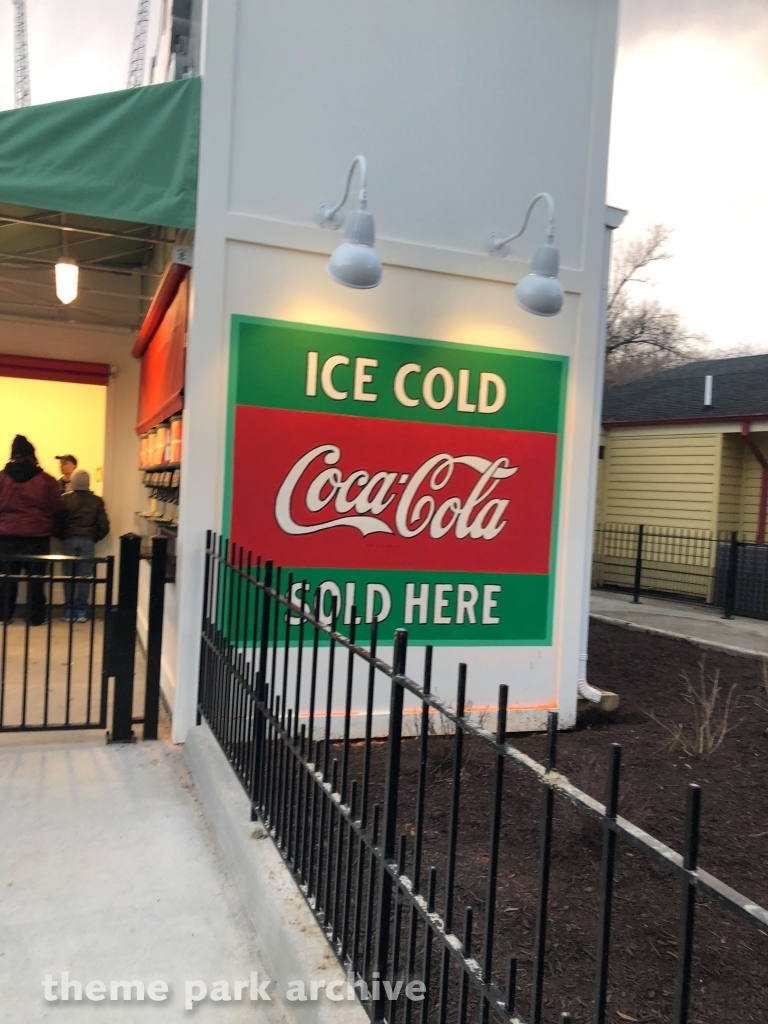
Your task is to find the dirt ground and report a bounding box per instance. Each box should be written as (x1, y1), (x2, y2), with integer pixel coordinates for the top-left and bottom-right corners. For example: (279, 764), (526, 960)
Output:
(351, 621), (768, 1024)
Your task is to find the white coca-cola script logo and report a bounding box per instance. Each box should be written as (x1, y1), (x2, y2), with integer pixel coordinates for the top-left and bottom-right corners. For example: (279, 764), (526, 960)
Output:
(274, 444), (518, 541)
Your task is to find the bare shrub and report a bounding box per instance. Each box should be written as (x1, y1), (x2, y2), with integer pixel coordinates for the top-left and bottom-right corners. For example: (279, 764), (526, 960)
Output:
(753, 662), (768, 735)
(648, 657), (740, 760)
(426, 706), (452, 737)
(754, 661), (768, 711)
(404, 714), (421, 738)
(426, 736), (455, 781)
(569, 754), (653, 856)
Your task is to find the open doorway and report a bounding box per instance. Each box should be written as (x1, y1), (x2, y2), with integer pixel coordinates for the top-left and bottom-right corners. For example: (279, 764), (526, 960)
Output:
(0, 365), (111, 731)
(0, 376), (106, 494)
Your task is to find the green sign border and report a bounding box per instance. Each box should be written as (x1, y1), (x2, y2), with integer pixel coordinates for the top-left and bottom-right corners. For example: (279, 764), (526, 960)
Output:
(223, 315), (568, 646)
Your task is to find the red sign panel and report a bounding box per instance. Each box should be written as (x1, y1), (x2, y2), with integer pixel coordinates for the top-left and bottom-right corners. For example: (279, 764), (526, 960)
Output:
(231, 405), (556, 575)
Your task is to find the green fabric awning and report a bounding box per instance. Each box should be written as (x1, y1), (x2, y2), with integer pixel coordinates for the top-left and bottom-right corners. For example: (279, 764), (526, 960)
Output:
(0, 78), (200, 230)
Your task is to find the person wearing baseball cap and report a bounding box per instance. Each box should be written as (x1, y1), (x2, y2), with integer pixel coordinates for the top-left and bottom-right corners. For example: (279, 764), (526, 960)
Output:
(56, 454), (77, 493)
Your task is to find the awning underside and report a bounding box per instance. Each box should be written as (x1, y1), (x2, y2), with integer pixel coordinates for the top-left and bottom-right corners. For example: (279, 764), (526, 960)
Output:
(0, 202), (175, 330)
(0, 79), (199, 331)
(0, 78), (199, 231)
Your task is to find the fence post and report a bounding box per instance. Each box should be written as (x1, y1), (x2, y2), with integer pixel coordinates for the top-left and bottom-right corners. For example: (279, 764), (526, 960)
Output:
(531, 711), (557, 1024)
(108, 533), (141, 744)
(197, 531), (213, 726)
(593, 744), (622, 1023)
(723, 531), (739, 620)
(143, 535), (168, 741)
(98, 555), (116, 729)
(632, 523), (644, 603)
(372, 628), (407, 1024)
(672, 785), (701, 1024)
(251, 560), (273, 817)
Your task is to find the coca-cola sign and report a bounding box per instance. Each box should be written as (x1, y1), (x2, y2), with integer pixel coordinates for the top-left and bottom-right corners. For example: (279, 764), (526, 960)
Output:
(275, 445), (518, 540)
(225, 317), (566, 644)
(231, 406), (556, 575)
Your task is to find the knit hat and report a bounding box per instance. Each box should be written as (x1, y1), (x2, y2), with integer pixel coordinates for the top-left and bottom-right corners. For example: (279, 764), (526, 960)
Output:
(71, 470), (90, 491)
(10, 435), (35, 460)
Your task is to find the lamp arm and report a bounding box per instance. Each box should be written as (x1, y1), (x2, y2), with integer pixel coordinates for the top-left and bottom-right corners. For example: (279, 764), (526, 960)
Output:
(326, 155), (369, 218)
(492, 192), (555, 250)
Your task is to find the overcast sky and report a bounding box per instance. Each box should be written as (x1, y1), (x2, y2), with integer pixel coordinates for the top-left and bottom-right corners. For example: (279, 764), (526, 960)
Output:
(609, 0), (768, 353)
(0, 0), (765, 354)
(0, 2), (161, 105)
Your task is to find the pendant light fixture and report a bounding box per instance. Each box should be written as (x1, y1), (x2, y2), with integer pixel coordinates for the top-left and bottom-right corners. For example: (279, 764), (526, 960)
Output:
(55, 213), (79, 305)
(55, 257), (79, 305)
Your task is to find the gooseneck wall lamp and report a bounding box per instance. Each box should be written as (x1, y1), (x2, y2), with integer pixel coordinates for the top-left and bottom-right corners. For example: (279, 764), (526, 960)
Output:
(488, 192), (564, 317)
(316, 155), (382, 289)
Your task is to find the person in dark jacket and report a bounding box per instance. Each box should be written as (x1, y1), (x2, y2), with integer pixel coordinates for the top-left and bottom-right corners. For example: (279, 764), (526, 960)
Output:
(0, 435), (64, 625)
(61, 470), (110, 622)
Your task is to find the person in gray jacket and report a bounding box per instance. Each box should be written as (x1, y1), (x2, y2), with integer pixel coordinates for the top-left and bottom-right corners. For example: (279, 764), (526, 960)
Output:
(61, 470), (110, 622)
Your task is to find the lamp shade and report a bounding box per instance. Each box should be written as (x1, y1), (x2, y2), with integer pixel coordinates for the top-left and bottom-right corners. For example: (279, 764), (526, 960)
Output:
(513, 244), (563, 317)
(327, 209), (382, 289)
(55, 258), (79, 305)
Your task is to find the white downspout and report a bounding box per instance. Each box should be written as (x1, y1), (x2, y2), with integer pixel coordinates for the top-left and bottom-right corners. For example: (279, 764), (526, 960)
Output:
(577, 205), (627, 705)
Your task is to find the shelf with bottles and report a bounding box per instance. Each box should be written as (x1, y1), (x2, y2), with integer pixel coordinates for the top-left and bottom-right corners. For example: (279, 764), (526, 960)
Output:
(142, 464), (180, 485)
(139, 414), (182, 473)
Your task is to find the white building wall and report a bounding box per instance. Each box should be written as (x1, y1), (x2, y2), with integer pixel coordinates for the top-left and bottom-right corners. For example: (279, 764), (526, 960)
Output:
(174, 0), (620, 740)
(137, 560), (178, 707)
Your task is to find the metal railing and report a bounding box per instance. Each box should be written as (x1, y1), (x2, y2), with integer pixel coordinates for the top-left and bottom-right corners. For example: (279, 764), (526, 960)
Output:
(592, 523), (768, 619)
(0, 554), (113, 731)
(0, 533), (169, 739)
(109, 532), (169, 743)
(198, 534), (768, 1024)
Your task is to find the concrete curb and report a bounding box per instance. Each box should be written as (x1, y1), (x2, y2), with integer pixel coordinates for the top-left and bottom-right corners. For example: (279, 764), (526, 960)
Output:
(590, 613), (768, 663)
(184, 721), (369, 1024)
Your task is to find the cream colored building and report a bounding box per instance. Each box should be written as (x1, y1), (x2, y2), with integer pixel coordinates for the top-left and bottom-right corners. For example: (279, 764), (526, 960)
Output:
(596, 355), (768, 543)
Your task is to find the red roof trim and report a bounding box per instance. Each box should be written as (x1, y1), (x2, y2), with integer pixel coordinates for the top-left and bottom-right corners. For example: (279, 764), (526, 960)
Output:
(132, 262), (190, 359)
(603, 413), (768, 429)
(0, 353), (110, 386)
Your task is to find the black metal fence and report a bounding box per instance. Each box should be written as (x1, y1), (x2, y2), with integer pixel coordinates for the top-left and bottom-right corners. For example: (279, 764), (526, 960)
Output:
(198, 534), (768, 1024)
(0, 533), (168, 739)
(108, 532), (169, 743)
(592, 523), (768, 619)
(0, 554), (114, 731)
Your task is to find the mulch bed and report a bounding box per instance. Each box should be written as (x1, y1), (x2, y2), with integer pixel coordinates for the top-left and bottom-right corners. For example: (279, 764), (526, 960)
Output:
(348, 620), (768, 1024)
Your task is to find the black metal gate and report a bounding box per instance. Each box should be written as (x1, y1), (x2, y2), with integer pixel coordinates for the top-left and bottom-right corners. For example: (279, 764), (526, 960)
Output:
(0, 533), (168, 738)
(0, 554), (114, 731)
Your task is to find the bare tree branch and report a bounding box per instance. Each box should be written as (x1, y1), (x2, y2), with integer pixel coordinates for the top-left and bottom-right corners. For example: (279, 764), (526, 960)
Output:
(605, 224), (707, 388)
(608, 223), (672, 313)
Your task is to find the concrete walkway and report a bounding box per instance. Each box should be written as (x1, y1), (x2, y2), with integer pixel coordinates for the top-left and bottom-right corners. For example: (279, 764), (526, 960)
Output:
(0, 738), (288, 1023)
(591, 590), (768, 659)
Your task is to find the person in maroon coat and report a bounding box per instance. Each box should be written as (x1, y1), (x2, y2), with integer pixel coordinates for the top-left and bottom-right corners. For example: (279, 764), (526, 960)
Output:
(0, 435), (64, 625)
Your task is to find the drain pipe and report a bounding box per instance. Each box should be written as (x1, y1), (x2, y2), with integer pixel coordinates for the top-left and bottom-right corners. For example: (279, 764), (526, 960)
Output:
(578, 657), (603, 703)
(576, 206), (627, 709)
(741, 423), (768, 544)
